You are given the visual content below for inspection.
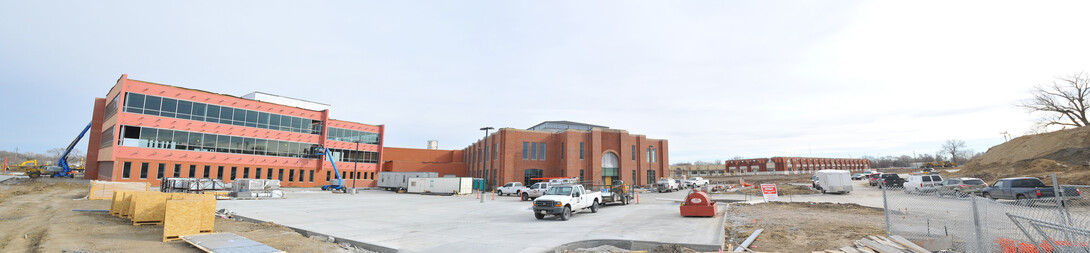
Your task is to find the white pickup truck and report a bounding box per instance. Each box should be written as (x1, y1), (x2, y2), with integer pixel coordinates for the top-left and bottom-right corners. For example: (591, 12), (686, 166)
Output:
(686, 177), (709, 188)
(521, 182), (551, 201)
(532, 184), (603, 221)
(495, 182), (528, 196)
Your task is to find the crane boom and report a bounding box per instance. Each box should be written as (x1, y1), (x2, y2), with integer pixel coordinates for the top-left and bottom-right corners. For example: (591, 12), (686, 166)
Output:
(55, 122), (92, 178)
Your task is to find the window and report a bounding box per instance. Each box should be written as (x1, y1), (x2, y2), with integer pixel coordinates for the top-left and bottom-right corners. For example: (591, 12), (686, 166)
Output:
(243, 167), (250, 178)
(579, 142), (585, 160)
(539, 143), (546, 160)
(267, 169), (273, 180)
(256, 168), (262, 179)
(217, 166), (225, 179)
(632, 170), (637, 185)
(523, 142), (529, 160)
(647, 170), (656, 185)
(326, 171), (330, 181)
(325, 127), (380, 144)
(310, 170), (315, 182)
(105, 95), (120, 119)
(114, 125), (320, 159)
(631, 145), (636, 161)
(203, 166), (211, 178)
(579, 169), (584, 182)
(355, 172), (360, 180)
(188, 165), (196, 178)
(278, 169), (284, 181)
(173, 164), (181, 178)
(289, 170), (295, 182)
(122, 162), (132, 179)
(230, 167), (237, 180)
(100, 127), (115, 148)
(492, 143), (497, 160)
(531, 143), (537, 160)
(123, 93), (323, 134)
(140, 163), (149, 179)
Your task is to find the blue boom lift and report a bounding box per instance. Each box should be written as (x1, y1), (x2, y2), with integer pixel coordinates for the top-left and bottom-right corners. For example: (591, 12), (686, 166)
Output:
(45, 122), (92, 178)
(316, 146), (347, 192)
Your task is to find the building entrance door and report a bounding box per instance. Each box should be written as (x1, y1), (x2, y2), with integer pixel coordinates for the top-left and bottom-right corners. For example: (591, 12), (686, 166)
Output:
(601, 152), (619, 186)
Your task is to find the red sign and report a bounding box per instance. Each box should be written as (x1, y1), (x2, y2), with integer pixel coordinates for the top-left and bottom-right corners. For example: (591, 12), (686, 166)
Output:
(761, 184), (778, 195)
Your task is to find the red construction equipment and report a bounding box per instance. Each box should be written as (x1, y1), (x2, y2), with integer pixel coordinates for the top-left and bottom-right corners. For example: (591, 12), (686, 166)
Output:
(680, 189), (717, 217)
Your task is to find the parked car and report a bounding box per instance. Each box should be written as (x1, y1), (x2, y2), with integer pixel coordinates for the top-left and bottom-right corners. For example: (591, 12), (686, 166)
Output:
(532, 184), (603, 220)
(982, 177), (1082, 200)
(851, 173), (864, 180)
(686, 177), (709, 188)
(656, 178), (680, 192)
(867, 173), (883, 186)
(937, 177), (987, 197)
(877, 173), (904, 189)
(495, 182), (527, 196)
(903, 174), (943, 193)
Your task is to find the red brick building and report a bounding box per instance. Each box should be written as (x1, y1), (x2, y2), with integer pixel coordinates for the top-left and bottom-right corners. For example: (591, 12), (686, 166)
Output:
(463, 121), (669, 188)
(725, 157), (869, 175)
(85, 74), (385, 187)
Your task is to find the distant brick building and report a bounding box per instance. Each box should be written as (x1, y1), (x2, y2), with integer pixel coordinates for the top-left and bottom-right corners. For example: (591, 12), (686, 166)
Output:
(464, 121), (669, 188)
(671, 157), (870, 178)
(382, 121), (669, 188)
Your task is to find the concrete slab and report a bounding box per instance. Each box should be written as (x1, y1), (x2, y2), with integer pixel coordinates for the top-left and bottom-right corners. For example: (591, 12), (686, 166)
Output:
(709, 180), (886, 208)
(218, 190), (725, 253)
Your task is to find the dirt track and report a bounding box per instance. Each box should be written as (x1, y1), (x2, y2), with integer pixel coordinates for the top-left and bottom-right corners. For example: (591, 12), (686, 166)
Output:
(0, 178), (359, 253)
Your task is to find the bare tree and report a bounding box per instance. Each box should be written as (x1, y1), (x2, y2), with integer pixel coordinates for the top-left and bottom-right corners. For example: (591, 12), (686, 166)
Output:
(1020, 72), (1090, 129)
(942, 139), (967, 164)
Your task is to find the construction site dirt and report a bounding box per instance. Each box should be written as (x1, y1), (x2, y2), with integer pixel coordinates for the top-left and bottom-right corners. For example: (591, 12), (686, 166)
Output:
(725, 202), (886, 253)
(0, 178), (360, 253)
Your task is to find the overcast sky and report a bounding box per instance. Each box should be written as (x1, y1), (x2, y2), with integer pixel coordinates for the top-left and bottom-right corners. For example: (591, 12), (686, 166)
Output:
(3, 1), (1090, 163)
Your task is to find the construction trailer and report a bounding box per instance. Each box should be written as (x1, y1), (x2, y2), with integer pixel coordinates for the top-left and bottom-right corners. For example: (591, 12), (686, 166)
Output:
(814, 169), (853, 194)
(406, 177), (473, 195)
(377, 172), (439, 191)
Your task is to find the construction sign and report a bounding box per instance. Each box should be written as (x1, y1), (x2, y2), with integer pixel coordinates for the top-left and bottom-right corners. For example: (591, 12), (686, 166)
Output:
(760, 184), (778, 202)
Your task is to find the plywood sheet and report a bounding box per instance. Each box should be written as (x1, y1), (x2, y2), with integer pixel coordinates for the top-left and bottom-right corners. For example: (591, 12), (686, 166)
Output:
(110, 191), (132, 216)
(183, 194), (217, 233)
(163, 199), (202, 242)
(132, 192), (170, 225)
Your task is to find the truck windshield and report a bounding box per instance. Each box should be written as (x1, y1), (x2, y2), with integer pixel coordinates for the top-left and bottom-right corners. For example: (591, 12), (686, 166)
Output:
(546, 186), (573, 195)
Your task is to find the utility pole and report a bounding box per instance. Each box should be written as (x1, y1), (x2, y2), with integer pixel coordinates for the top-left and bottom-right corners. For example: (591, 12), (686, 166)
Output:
(353, 140), (360, 194)
(480, 127), (493, 204)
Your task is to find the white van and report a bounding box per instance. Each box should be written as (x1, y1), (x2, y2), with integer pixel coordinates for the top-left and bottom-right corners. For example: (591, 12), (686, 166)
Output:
(903, 174), (943, 194)
(814, 170), (852, 194)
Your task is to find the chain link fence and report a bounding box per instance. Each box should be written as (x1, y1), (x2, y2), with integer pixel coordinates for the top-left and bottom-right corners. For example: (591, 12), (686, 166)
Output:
(883, 173), (1089, 252)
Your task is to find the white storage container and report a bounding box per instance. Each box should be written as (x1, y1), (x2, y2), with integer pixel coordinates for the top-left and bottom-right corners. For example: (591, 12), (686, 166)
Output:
(815, 170), (853, 194)
(377, 172), (439, 191)
(407, 177), (473, 195)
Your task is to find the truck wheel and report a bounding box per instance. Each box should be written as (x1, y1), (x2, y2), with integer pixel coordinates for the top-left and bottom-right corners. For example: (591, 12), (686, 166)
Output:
(535, 213), (545, 220)
(521, 193), (529, 201)
(559, 206), (571, 221)
(1016, 194), (1027, 200)
(591, 200), (599, 213)
(821, 190), (826, 194)
(28, 172), (40, 178)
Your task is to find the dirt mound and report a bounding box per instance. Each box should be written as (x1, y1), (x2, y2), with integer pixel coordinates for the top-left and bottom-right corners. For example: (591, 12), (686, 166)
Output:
(959, 127), (1090, 183)
(726, 202), (885, 252)
(971, 127), (1090, 166)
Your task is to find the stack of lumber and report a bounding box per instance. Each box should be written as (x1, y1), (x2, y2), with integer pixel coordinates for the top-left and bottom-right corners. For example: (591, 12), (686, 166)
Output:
(816, 235), (932, 253)
(109, 191), (218, 241)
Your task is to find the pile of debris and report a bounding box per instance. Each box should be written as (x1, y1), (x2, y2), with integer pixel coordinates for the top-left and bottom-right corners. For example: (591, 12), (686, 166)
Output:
(819, 235), (934, 253)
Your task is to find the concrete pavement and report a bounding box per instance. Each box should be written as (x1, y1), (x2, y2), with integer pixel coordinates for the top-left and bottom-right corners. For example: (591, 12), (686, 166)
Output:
(218, 189), (725, 253)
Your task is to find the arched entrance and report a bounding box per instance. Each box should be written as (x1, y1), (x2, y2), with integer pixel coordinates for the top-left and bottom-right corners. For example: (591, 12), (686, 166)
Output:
(601, 152), (619, 185)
